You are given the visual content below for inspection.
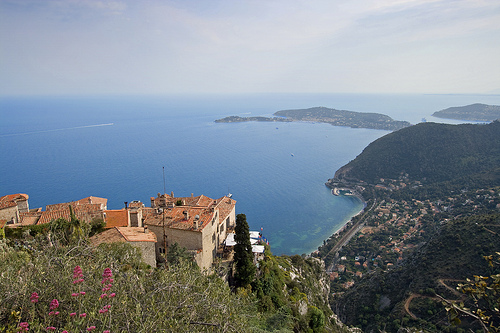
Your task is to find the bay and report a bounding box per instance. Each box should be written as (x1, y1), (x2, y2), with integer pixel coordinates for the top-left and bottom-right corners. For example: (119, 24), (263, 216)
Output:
(1, 93), (499, 255)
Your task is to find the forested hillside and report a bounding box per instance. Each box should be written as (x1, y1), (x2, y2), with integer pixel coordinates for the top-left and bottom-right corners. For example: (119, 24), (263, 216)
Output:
(331, 213), (500, 332)
(322, 120), (500, 332)
(334, 121), (500, 185)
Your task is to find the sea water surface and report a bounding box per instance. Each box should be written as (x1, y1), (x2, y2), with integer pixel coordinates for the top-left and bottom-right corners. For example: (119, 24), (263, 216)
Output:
(1, 93), (499, 255)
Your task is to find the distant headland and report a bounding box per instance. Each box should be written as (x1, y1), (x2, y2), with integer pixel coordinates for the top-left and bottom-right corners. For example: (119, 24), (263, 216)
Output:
(215, 106), (412, 131)
(432, 103), (500, 121)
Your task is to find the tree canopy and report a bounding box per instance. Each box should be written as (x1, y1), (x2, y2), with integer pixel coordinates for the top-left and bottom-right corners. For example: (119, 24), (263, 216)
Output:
(233, 213), (256, 288)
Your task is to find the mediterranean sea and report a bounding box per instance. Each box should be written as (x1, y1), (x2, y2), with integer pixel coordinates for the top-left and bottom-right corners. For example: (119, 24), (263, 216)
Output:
(1, 93), (499, 255)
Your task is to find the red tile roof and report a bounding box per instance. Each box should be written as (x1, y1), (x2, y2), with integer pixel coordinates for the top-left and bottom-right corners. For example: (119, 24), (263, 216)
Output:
(75, 196), (107, 208)
(19, 211), (42, 226)
(90, 228), (126, 245)
(0, 193), (28, 210)
(37, 209), (71, 225)
(90, 227), (157, 246)
(46, 196), (107, 212)
(215, 197), (236, 222)
(104, 210), (129, 228)
(117, 227), (157, 242)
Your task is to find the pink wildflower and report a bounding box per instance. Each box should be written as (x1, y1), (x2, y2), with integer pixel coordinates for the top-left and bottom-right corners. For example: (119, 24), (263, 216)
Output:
(100, 293), (107, 299)
(73, 265), (83, 279)
(46, 327), (56, 331)
(80, 313), (87, 318)
(49, 299), (59, 310)
(109, 293), (116, 298)
(101, 268), (113, 284)
(70, 312), (77, 317)
(72, 293), (79, 297)
(102, 267), (112, 278)
(30, 292), (39, 303)
(17, 322), (29, 332)
(87, 326), (96, 331)
(103, 331), (110, 333)
(80, 291), (86, 295)
(62, 331), (69, 333)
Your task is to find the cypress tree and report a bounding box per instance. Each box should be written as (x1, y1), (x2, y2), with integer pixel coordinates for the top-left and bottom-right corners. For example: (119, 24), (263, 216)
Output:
(233, 213), (255, 287)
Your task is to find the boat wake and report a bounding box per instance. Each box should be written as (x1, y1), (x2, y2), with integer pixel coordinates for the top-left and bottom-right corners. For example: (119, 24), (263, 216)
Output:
(0, 123), (114, 137)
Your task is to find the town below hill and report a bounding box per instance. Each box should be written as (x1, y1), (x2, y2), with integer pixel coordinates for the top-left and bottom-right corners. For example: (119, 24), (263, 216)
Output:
(317, 120), (500, 332)
(432, 103), (500, 121)
(215, 106), (411, 131)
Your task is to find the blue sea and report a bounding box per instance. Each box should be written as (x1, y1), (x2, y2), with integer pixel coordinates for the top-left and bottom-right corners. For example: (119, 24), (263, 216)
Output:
(1, 93), (499, 255)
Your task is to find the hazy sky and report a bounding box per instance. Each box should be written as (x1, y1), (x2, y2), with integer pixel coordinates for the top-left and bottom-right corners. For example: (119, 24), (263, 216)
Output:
(1, 0), (499, 96)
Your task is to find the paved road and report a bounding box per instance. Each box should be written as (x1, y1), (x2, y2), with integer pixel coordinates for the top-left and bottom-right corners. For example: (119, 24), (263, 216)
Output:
(326, 199), (380, 273)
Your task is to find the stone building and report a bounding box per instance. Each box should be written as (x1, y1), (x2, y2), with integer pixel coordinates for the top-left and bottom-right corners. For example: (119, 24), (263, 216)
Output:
(0, 193), (29, 225)
(36, 196), (108, 225)
(90, 226), (157, 267)
(144, 192), (236, 271)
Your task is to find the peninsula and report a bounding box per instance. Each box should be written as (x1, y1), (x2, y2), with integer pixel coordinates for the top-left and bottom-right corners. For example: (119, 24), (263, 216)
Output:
(432, 103), (500, 121)
(215, 106), (411, 131)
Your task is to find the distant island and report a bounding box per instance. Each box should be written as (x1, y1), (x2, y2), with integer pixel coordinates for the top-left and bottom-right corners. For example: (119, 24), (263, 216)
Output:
(215, 106), (412, 131)
(432, 103), (500, 121)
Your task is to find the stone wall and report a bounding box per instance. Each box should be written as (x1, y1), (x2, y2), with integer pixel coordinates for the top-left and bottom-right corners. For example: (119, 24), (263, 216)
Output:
(130, 241), (156, 268)
(0, 206), (19, 224)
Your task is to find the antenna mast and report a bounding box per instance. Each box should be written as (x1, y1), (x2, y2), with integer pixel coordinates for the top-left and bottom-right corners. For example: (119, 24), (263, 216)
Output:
(163, 166), (166, 194)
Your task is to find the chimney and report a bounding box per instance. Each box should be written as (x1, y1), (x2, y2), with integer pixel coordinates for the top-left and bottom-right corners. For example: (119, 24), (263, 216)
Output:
(171, 191), (174, 198)
(124, 201), (128, 209)
(194, 215), (199, 229)
(191, 193), (194, 197)
(144, 226), (149, 233)
(183, 210), (189, 220)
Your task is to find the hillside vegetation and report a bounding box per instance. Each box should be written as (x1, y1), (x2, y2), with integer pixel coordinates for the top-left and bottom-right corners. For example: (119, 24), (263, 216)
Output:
(334, 121), (500, 186)
(1, 220), (353, 333)
(331, 213), (500, 332)
(322, 120), (500, 332)
(432, 103), (500, 121)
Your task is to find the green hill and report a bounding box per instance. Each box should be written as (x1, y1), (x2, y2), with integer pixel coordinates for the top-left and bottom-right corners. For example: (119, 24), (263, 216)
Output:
(432, 103), (500, 121)
(333, 121), (500, 186)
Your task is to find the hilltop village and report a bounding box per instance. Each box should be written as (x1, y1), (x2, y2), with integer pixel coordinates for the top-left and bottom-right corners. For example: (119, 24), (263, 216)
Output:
(0, 192), (265, 271)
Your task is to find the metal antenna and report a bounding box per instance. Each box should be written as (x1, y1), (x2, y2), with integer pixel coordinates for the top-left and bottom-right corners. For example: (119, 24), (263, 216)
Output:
(163, 166), (166, 194)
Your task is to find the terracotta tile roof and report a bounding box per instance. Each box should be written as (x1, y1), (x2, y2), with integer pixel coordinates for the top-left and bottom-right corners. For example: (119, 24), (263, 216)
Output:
(46, 196), (107, 212)
(75, 196), (107, 208)
(142, 210), (165, 226)
(168, 207), (213, 231)
(37, 209), (71, 225)
(104, 210), (129, 228)
(0, 220), (6, 228)
(117, 227), (157, 242)
(0, 193), (29, 210)
(19, 211), (42, 226)
(128, 200), (144, 208)
(151, 193), (217, 209)
(90, 227), (157, 247)
(90, 228), (126, 246)
(215, 197), (236, 222)
(144, 206), (214, 232)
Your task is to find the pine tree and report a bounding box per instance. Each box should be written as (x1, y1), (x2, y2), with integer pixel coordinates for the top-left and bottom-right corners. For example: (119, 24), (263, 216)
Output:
(233, 214), (255, 287)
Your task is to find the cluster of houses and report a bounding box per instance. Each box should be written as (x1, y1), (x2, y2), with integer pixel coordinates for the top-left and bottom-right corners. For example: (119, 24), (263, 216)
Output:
(0, 192), (265, 271)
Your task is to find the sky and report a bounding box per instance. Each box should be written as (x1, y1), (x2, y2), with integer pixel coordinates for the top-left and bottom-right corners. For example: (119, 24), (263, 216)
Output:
(1, 0), (499, 96)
